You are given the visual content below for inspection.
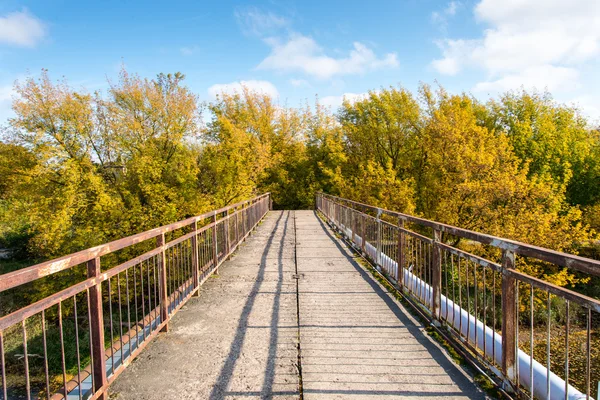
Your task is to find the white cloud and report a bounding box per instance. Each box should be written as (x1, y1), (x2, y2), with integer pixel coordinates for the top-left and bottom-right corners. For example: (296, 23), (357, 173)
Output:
(569, 95), (600, 123)
(257, 34), (398, 80)
(473, 65), (580, 93)
(0, 9), (47, 47)
(320, 92), (368, 110)
(207, 80), (279, 99)
(431, 0), (600, 95)
(0, 84), (15, 125)
(289, 78), (309, 87)
(234, 7), (288, 37)
(446, 1), (460, 16)
(180, 46), (199, 56)
(431, 1), (461, 27)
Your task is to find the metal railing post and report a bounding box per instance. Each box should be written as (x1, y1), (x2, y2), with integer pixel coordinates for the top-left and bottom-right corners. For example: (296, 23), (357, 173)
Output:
(376, 209), (382, 266)
(224, 213), (230, 259)
(361, 213), (366, 255)
(397, 218), (405, 287)
(432, 229), (442, 321)
(501, 249), (517, 389)
(157, 233), (169, 332)
(351, 210), (357, 246)
(191, 221), (199, 297)
(234, 209), (239, 246)
(212, 212), (219, 274)
(87, 257), (108, 399)
(242, 205), (246, 241)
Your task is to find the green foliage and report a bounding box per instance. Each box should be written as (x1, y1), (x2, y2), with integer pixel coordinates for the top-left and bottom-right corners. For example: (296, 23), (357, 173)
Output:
(484, 91), (600, 207)
(1, 70), (210, 259)
(0, 72), (598, 292)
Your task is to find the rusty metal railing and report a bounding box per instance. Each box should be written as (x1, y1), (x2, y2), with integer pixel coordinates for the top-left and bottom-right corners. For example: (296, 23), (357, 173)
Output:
(317, 193), (599, 400)
(0, 193), (271, 400)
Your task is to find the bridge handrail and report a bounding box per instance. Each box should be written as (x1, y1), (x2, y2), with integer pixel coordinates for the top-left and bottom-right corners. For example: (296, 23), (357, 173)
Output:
(0, 193), (271, 292)
(318, 192), (600, 277)
(316, 192), (598, 400)
(0, 193), (271, 400)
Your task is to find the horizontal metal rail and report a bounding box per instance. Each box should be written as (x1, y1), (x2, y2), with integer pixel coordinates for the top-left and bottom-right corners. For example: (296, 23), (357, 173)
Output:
(0, 193), (271, 400)
(317, 193), (599, 400)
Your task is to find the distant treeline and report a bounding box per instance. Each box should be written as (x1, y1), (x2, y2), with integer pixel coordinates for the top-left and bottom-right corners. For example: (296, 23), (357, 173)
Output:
(1, 70), (599, 291)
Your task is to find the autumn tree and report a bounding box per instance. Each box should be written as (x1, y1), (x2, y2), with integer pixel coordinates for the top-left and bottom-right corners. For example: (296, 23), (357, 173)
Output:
(0, 70), (206, 259)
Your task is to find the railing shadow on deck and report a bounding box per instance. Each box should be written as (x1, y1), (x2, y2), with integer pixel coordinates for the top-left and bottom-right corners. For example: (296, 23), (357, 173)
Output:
(208, 211), (291, 400)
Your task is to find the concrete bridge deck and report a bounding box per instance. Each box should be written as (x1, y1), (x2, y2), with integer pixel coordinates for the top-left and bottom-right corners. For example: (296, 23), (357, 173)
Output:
(109, 211), (484, 399)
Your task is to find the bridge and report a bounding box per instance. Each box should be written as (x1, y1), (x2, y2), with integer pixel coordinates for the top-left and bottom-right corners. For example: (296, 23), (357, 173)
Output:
(0, 194), (598, 400)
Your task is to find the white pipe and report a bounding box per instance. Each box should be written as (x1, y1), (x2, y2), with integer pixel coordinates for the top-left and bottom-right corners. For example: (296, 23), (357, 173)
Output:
(333, 219), (590, 400)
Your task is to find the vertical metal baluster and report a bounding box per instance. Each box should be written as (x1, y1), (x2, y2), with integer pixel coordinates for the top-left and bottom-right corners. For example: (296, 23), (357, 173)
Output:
(565, 300), (570, 400)
(58, 302), (68, 399)
(192, 221), (199, 296)
(451, 253), (456, 326)
(140, 262), (146, 341)
(445, 250), (449, 322)
(421, 240), (425, 302)
(411, 237), (415, 295)
(86, 288), (96, 394)
(168, 246), (174, 306)
(152, 256), (160, 323)
(530, 285), (534, 399)
(586, 308), (591, 400)
(547, 291), (551, 400)
(73, 296), (82, 400)
(212, 213), (218, 274)
(203, 232), (208, 279)
(125, 269), (132, 353)
(474, 263), (478, 351)
(502, 250), (517, 389)
(175, 245), (180, 302)
(182, 241), (187, 294)
(516, 281), (520, 386)
(117, 273), (124, 368)
(133, 264), (139, 344)
(376, 209), (382, 266)
(466, 258), (470, 343)
(0, 329), (6, 400)
(180, 241), (185, 298)
(185, 238), (189, 292)
(147, 258), (152, 330)
(493, 272), (496, 367)
(166, 246), (172, 306)
(458, 256), (463, 338)
(432, 231), (442, 321)
(107, 278), (115, 376)
(41, 310), (50, 399)
(187, 240), (192, 292)
(421, 240), (425, 300)
(177, 243), (182, 303)
(21, 319), (31, 400)
(416, 239), (421, 300)
(398, 219), (405, 288)
(483, 267), (487, 361)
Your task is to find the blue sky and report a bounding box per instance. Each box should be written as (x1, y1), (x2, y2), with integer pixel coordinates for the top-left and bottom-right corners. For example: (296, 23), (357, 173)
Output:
(1, 0), (600, 124)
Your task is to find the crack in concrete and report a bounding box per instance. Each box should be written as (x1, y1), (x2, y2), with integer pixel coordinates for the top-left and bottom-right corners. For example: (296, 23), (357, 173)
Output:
(294, 211), (305, 400)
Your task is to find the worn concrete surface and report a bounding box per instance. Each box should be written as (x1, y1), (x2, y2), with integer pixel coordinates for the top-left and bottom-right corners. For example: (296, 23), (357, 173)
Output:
(110, 211), (299, 400)
(109, 210), (485, 400)
(295, 210), (484, 399)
